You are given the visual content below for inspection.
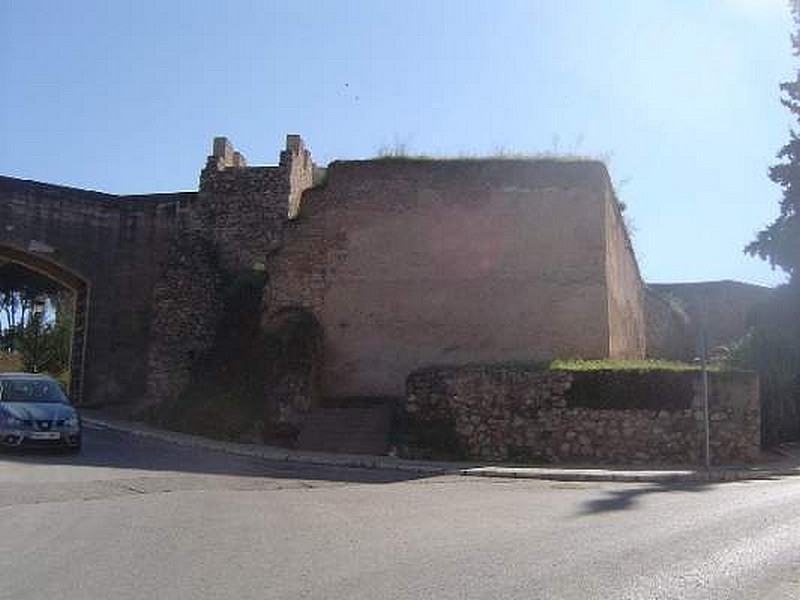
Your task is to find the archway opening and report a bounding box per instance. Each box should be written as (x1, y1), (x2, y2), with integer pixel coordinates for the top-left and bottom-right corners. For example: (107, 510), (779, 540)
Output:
(0, 245), (89, 404)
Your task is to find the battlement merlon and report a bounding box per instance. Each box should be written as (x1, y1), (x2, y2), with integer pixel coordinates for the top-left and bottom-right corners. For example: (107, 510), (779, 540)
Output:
(280, 134), (312, 169)
(208, 136), (248, 169)
(201, 134), (313, 175)
(281, 135), (315, 219)
(198, 134), (316, 219)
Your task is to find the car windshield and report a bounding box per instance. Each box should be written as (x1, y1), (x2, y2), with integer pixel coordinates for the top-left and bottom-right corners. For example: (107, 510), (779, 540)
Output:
(0, 378), (68, 404)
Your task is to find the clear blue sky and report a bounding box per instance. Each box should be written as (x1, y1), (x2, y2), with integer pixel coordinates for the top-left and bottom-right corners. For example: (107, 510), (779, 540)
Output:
(1, 0), (795, 286)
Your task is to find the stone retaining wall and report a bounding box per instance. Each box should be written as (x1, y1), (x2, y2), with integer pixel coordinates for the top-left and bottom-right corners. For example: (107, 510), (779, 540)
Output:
(404, 365), (760, 465)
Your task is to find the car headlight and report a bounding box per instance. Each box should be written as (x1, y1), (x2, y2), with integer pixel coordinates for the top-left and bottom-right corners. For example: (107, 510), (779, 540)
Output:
(63, 416), (79, 428)
(1, 415), (23, 427)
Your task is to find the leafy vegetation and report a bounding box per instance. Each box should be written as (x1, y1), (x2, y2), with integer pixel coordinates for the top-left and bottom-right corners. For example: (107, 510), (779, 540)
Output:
(372, 151), (601, 162)
(566, 369), (695, 411)
(550, 358), (714, 372)
(373, 140), (601, 162)
(414, 358), (718, 375)
(744, 5), (800, 278)
(0, 262), (73, 380)
(1, 263), (63, 348)
(16, 311), (73, 374)
(735, 5), (800, 444)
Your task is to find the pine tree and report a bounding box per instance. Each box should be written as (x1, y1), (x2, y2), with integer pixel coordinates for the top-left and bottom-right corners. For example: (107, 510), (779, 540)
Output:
(746, 1), (800, 281)
(738, 1), (800, 444)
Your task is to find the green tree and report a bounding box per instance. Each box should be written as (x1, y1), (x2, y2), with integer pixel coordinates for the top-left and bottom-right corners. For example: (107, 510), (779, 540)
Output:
(746, 2), (800, 279)
(0, 262), (62, 343)
(48, 291), (74, 374)
(16, 309), (72, 375)
(739, 3), (800, 444)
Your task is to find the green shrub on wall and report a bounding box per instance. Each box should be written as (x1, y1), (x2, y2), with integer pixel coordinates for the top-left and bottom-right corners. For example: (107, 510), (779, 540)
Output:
(551, 359), (702, 372)
(565, 370), (695, 411)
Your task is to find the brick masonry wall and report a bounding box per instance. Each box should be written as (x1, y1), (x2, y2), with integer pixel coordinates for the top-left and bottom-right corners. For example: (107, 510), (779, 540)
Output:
(265, 158), (634, 399)
(605, 193), (646, 358)
(405, 365), (760, 465)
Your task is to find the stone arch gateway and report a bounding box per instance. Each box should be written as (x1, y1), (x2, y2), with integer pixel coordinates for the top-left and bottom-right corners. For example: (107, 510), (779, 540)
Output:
(0, 135), (314, 408)
(0, 174), (188, 407)
(0, 243), (90, 402)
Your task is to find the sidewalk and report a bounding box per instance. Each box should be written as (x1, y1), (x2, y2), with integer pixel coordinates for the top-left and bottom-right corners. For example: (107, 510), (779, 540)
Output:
(80, 410), (800, 483)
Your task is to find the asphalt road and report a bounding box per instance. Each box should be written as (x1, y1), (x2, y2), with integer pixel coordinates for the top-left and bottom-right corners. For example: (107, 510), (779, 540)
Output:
(2, 426), (800, 600)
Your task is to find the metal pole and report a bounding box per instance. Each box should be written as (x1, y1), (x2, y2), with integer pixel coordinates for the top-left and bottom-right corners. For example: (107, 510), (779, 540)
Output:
(700, 291), (711, 471)
(701, 332), (711, 471)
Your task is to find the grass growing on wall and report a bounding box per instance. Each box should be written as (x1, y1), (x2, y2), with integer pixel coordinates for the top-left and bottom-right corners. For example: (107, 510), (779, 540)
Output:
(549, 359), (715, 372)
(410, 358), (724, 376)
(371, 152), (601, 163)
(372, 141), (603, 162)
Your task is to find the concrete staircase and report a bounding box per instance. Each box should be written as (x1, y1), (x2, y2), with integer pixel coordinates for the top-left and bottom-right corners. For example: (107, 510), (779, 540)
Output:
(295, 403), (393, 455)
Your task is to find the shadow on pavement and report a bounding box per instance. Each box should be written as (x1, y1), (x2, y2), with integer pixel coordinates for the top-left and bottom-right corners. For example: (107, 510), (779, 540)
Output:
(0, 426), (432, 485)
(575, 446), (800, 516)
(578, 480), (720, 515)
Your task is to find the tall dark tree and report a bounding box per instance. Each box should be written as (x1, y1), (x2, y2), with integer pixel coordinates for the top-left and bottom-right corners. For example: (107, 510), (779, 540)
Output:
(0, 262), (62, 336)
(746, 1), (800, 280)
(0, 263), (72, 378)
(734, 1), (800, 444)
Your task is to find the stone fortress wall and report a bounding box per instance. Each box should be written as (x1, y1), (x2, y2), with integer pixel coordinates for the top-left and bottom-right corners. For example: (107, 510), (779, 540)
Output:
(0, 135), (314, 407)
(0, 133), (765, 462)
(605, 187), (646, 357)
(264, 158), (646, 399)
(145, 136), (315, 405)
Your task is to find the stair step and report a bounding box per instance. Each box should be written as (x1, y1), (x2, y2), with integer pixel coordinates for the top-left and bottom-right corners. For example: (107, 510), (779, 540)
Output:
(296, 405), (393, 455)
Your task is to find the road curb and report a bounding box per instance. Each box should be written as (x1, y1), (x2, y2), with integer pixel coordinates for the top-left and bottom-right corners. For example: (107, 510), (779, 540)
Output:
(82, 416), (800, 483)
(459, 466), (800, 483)
(82, 417), (460, 475)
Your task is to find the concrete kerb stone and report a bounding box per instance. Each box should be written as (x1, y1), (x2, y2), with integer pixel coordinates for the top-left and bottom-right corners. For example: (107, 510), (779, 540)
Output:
(460, 465), (800, 483)
(82, 416), (800, 483)
(82, 417), (457, 475)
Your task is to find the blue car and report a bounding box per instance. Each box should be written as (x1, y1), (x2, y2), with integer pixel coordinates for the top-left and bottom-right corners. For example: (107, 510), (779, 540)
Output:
(0, 373), (82, 452)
